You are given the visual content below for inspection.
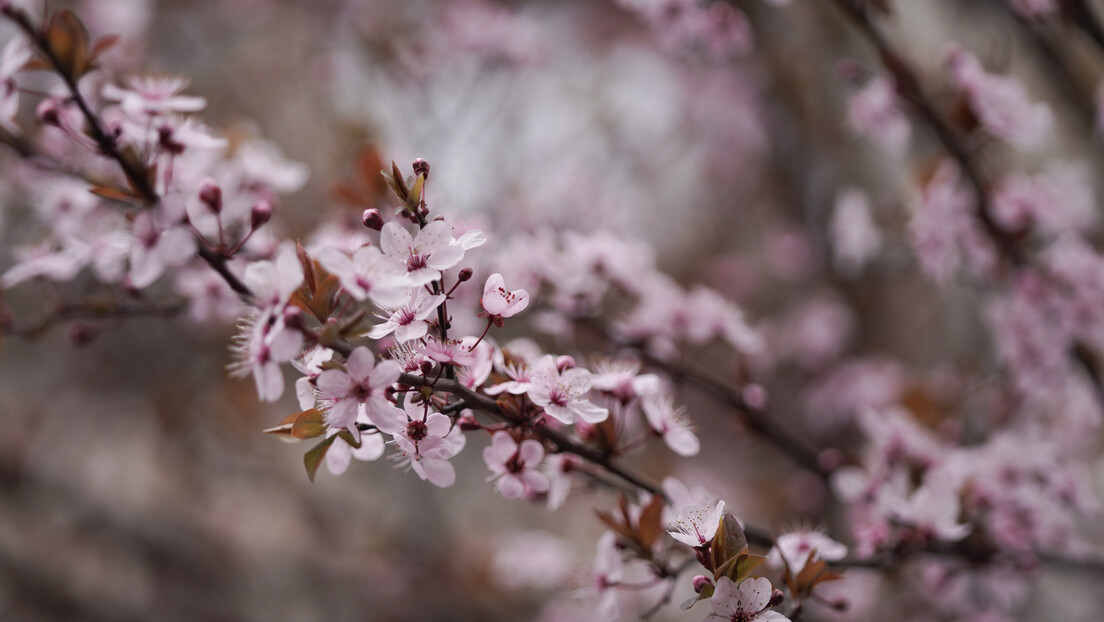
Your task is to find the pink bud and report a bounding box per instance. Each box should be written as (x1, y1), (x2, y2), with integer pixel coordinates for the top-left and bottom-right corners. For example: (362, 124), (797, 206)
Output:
(555, 355), (575, 372)
(35, 99), (61, 127)
(692, 575), (713, 593)
(769, 589), (785, 608)
(412, 158), (430, 179)
(250, 200), (273, 230)
(741, 384), (768, 410)
(198, 179), (222, 214)
(457, 267), (473, 282)
(361, 208), (383, 231)
(458, 412), (480, 431)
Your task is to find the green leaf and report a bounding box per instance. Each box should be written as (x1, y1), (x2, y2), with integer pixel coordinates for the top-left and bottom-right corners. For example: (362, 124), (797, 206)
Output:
(303, 436), (336, 482)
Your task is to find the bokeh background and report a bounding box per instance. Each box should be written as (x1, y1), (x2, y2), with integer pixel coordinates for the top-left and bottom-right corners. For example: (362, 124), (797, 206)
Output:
(2, 1), (1104, 620)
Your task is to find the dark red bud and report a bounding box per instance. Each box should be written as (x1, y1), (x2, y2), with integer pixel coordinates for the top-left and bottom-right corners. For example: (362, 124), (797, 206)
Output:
(412, 158), (429, 179)
(692, 575), (713, 594)
(282, 306), (303, 329)
(361, 208), (384, 231)
(457, 267), (473, 282)
(250, 200), (273, 230)
(458, 412), (481, 431)
(35, 99), (60, 126)
(769, 589), (785, 608)
(420, 360), (434, 376)
(198, 179), (222, 213)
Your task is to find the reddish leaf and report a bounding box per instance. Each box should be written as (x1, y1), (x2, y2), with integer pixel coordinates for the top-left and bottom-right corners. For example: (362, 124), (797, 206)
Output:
(304, 436), (336, 482)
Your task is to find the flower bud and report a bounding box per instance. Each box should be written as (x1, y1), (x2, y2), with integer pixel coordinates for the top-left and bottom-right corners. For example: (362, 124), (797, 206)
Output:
(282, 306), (303, 329)
(361, 208), (384, 231)
(555, 355), (575, 372)
(250, 199), (273, 230)
(412, 158), (430, 179)
(198, 179), (222, 214)
(420, 360), (434, 376)
(769, 589), (785, 608)
(457, 267), (473, 282)
(741, 384), (767, 410)
(458, 412), (481, 431)
(691, 575), (713, 593)
(35, 99), (61, 127)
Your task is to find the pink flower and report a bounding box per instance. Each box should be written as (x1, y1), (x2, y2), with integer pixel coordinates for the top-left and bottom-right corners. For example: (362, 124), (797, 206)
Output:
(527, 357), (609, 424)
(391, 409), (467, 487)
(315, 347), (403, 435)
(103, 75), (207, 118)
(325, 430), (386, 476)
(229, 310), (304, 402)
(417, 335), (479, 368)
(667, 500), (725, 547)
(482, 272), (530, 319)
(847, 74), (910, 155)
(641, 394), (699, 457)
(587, 531), (624, 620)
(706, 576), (789, 622)
(317, 245), (411, 308)
(0, 37), (30, 133)
(482, 431), (550, 499)
(367, 288), (445, 342)
(831, 187), (882, 276)
(768, 529), (847, 575)
(128, 209), (195, 289)
(379, 220), (468, 285)
(948, 46), (1052, 149)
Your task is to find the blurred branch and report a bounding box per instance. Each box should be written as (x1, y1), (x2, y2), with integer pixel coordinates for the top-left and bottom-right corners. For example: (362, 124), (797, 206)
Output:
(1, 297), (187, 339)
(572, 315), (829, 478)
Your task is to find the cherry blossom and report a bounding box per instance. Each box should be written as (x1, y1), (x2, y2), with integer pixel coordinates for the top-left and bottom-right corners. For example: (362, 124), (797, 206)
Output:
(316, 244), (411, 308)
(103, 75), (207, 118)
(482, 431), (550, 499)
(641, 394), (700, 456)
(367, 288), (446, 343)
(668, 500), (725, 547)
(379, 220), (468, 285)
(947, 46), (1053, 149)
(706, 577), (789, 622)
(768, 529), (848, 574)
(481, 272), (529, 319)
(315, 346), (403, 435)
(846, 74), (910, 155)
(0, 37), (29, 133)
(391, 409), (466, 487)
(527, 357), (609, 424)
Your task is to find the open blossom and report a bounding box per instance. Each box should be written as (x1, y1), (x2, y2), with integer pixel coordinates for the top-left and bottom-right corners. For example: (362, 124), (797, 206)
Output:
(0, 37), (30, 133)
(768, 529), (848, 574)
(103, 75), (207, 118)
(948, 46), (1052, 149)
(128, 208), (195, 289)
(482, 272), (529, 319)
(587, 531), (624, 620)
(847, 74), (910, 155)
(641, 394), (700, 456)
(229, 311), (303, 402)
(527, 357), (609, 424)
(316, 245), (411, 308)
(315, 347), (403, 434)
(368, 288), (446, 342)
(325, 430), (386, 476)
(391, 409), (466, 487)
(482, 431), (550, 499)
(668, 500), (725, 547)
(707, 576), (789, 622)
(379, 220), (468, 285)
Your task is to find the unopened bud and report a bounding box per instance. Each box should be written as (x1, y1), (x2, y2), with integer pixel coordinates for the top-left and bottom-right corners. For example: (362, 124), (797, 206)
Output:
(741, 384), (767, 410)
(555, 355), (575, 372)
(769, 589), (785, 608)
(420, 360), (434, 376)
(35, 99), (61, 126)
(282, 306), (303, 329)
(458, 412), (480, 431)
(692, 575), (713, 594)
(198, 179), (222, 213)
(361, 208), (383, 231)
(250, 200), (273, 230)
(457, 267), (473, 282)
(412, 158), (430, 179)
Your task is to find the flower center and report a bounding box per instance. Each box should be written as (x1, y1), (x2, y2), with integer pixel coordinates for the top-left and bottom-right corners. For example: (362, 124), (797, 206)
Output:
(407, 420), (428, 442)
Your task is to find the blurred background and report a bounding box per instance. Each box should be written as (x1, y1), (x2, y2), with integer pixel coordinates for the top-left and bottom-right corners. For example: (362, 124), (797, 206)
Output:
(2, 0), (1104, 620)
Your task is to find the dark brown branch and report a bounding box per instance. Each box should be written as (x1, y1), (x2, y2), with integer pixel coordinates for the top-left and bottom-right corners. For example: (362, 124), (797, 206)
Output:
(1, 297), (188, 338)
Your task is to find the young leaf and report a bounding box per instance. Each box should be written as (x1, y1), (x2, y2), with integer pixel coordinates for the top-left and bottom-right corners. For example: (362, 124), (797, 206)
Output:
(290, 409), (326, 440)
(303, 436), (337, 482)
(44, 10), (91, 79)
